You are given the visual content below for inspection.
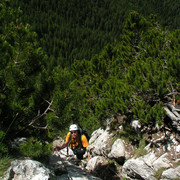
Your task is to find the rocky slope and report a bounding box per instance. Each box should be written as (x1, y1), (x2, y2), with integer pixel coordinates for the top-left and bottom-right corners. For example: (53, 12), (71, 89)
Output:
(2, 121), (180, 180)
(2, 101), (180, 179)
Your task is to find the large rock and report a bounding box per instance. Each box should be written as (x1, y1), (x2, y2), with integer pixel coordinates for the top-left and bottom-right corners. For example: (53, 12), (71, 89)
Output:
(86, 156), (117, 179)
(161, 166), (180, 179)
(3, 156), (102, 180)
(122, 153), (157, 180)
(89, 128), (105, 145)
(3, 159), (54, 180)
(108, 139), (125, 164)
(152, 153), (172, 171)
(122, 152), (177, 180)
(87, 127), (113, 157)
(86, 156), (107, 173)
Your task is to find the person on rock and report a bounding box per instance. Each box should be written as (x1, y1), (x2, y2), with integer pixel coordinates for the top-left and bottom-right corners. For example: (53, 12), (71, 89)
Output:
(56, 124), (90, 160)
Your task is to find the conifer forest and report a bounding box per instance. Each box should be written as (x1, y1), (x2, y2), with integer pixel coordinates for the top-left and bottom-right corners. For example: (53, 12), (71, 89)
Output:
(0, 0), (180, 158)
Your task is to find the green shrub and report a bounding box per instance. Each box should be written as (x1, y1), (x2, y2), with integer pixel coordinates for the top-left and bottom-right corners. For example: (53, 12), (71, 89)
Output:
(0, 131), (8, 156)
(20, 137), (53, 161)
(117, 123), (141, 145)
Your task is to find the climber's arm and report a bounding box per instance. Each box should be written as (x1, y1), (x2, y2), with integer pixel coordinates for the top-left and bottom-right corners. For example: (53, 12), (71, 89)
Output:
(56, 141), (68, 150)
(56, 132), (71, 151)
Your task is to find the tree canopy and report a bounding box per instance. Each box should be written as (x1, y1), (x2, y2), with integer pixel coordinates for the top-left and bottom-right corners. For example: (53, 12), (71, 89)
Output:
(0, 1), (49, 154)
(10, 0), (180, 67)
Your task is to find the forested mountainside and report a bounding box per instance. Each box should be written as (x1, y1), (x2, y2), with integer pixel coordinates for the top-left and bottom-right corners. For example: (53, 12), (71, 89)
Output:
(0, 0), (180, 159)
(11, 0), (180, 67)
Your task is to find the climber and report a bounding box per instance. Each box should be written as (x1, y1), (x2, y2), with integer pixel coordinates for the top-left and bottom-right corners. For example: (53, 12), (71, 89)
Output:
(56, 124), (90, 160)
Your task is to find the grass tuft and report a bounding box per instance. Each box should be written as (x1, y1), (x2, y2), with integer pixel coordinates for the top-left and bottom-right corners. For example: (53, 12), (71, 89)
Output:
(0, 156), (14, 178)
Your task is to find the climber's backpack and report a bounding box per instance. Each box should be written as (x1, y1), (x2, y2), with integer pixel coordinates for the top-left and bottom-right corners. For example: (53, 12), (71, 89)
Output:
(78, 127), (90, 142)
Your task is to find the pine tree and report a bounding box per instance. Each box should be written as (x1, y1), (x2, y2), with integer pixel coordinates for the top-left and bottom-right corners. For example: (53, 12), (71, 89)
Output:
(0, 1), (49, 147)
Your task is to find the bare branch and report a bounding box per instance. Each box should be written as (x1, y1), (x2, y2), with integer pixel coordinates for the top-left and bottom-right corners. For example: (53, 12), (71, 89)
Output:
(28, 99), (54, 128)
(30, 124), (49, 130)
(165, 92), (180, 97)
(44, 99), (54, 114)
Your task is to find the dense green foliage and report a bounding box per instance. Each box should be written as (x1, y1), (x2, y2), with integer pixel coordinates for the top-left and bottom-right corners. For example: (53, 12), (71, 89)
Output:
(67, 12), (179, 128)
(11, 0), (180, 67)
(46, 11), (180, 137)
(0, 1), (49, 155)
(20, 137), (53, 161)
(0, 0), (180, 158)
